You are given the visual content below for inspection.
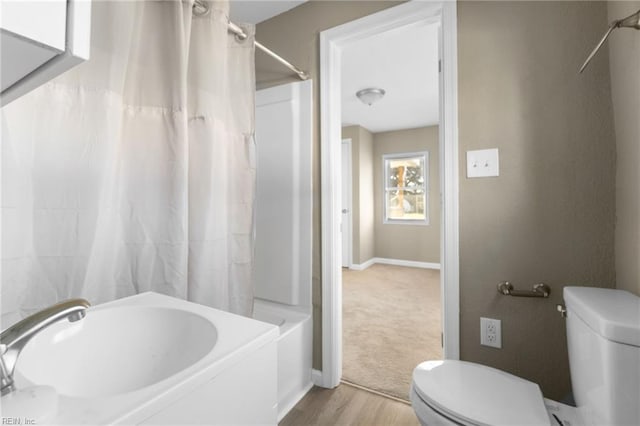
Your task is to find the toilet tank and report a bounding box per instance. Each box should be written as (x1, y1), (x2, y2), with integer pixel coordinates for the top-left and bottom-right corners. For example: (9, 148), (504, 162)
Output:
(564, 287), (640, 425)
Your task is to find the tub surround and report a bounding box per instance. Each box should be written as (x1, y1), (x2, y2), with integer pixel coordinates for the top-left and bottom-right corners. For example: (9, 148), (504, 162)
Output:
(253, 298), (313, 421)
(255, 80), (313, 308)
(12, 292), (279, 425)
(253, 80), (313, 419)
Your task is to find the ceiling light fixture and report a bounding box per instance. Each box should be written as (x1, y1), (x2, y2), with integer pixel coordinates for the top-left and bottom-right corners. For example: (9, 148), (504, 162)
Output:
(356, 88), (386, 106)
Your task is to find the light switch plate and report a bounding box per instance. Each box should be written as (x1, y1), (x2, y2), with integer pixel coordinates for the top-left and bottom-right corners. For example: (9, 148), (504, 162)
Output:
(467, 149), (499, 178)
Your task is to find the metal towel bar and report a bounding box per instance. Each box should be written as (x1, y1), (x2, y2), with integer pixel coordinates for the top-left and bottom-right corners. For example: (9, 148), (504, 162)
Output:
(498, 281), (551, 298)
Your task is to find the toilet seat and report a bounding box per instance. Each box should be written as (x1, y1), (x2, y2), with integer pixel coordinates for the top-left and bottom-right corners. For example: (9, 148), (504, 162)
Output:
(411, 360), (551, 426)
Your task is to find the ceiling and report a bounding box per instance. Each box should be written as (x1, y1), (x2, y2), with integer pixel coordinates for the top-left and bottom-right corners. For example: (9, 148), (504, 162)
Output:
(341, 22), (440, 133)
(229, 0), (307, 24)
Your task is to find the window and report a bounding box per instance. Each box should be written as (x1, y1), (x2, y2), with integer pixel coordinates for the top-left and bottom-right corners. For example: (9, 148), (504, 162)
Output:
(383, 152), (428, 224)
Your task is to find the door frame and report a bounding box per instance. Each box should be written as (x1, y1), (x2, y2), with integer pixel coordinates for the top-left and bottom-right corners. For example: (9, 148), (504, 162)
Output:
(318, 0), (460, 388)
(341, 138), (353, 268)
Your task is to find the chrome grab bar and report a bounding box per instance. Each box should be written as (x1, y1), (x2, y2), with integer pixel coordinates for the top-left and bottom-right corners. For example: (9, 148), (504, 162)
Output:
(497, 281), (551, 298)
(557, 304), (567, 318)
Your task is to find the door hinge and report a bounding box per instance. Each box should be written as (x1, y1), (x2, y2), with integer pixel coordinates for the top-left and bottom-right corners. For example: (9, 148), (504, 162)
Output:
(441, 332), (444, 348)
(438, 60), (442, 73)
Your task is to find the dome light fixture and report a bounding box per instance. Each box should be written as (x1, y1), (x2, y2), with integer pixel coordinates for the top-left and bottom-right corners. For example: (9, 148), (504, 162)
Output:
(356, 88), (386, 106)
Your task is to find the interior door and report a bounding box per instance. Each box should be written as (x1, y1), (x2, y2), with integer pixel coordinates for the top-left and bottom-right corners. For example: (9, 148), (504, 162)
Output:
(341, 139), (352, 268)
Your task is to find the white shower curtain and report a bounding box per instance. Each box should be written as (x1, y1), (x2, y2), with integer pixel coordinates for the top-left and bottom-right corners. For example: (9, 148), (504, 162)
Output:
(0, 0), (256, 324)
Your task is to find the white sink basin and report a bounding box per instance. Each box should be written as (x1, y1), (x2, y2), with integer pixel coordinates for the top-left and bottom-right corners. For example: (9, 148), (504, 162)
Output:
(15, 306), (217, 398)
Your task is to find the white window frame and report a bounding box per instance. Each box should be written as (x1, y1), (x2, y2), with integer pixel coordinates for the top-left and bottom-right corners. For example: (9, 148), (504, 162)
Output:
(382, 151), (429, 226)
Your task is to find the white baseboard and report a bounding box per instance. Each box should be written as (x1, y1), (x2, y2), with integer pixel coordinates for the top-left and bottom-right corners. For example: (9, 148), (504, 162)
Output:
(350, 257), (440, 271)
(374, 257), (441, 269)
(349, 258), (376, 271)
(312, 368), (324, 387)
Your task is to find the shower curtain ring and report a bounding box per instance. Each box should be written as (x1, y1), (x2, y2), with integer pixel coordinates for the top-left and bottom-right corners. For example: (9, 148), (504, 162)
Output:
(234, 27), (249, 43)
(192, 0), (210, 17)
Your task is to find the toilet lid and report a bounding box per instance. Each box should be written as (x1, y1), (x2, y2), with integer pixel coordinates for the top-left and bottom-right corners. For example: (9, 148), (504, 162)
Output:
(412, 360), (550, 426)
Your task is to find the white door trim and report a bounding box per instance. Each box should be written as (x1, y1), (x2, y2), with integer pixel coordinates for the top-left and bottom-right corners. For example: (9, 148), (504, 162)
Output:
(318, 0), (460, 389)
(341, 138), (353, 268)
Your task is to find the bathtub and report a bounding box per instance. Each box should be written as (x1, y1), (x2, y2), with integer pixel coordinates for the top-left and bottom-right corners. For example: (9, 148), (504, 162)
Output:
(253, 298), (313, 421)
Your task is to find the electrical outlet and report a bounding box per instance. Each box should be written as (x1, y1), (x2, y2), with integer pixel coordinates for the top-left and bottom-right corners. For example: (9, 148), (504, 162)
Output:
(480, 317), (502, 348)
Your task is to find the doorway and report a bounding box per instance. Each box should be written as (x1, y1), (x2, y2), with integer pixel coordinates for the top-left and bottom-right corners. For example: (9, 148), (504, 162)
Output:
(318, 1), (460, 390)
(339, 22), (442, 396)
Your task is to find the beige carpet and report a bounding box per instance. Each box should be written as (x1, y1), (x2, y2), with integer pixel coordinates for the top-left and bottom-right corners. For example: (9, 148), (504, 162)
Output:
(342, 264), (442, 401)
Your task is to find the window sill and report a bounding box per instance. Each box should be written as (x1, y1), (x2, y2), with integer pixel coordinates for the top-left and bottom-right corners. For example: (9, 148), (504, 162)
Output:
(382, 219), (430, 226)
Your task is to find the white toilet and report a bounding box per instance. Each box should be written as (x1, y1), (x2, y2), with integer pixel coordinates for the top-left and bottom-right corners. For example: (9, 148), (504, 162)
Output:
(410, 287), (640, 425)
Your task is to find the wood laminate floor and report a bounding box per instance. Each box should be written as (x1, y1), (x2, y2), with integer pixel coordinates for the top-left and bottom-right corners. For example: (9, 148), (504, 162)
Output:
(279, 383), (420, 426)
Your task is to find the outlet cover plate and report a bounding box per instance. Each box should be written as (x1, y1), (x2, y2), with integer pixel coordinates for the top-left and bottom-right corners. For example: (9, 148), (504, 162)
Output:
(480, 317), (502, 349)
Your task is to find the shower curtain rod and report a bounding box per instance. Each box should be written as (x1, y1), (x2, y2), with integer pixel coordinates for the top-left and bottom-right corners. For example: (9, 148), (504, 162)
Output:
(192, 0), (309, 80)
(228, 21), (309, 81)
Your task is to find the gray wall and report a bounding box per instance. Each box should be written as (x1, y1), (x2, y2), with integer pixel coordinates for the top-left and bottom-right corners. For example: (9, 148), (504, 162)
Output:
(608, 1), (640, 296)
(256, 1), (617, 399)
(457, 1), (615, 400)
(373, 127), (440, 264)
(342, 125), (375, 265)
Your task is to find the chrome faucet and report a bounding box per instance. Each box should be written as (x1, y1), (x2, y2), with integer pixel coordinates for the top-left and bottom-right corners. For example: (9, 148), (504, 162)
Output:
(0, 298), (90, 395)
